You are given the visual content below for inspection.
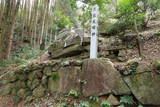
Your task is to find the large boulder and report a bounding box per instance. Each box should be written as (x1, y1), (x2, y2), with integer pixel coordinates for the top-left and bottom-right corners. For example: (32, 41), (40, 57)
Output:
(124, 72), (160, 105)
(81, 58), (130, 97)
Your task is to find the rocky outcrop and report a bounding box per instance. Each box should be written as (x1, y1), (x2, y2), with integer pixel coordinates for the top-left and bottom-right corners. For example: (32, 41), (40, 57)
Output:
(48, 36), (90, 59)
(48, 35), (128, 60)
(81, 58), (130, 97)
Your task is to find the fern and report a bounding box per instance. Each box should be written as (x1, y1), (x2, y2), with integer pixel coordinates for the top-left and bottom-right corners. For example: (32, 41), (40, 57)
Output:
(100, 101), (111, 107)
(65, 89), (80, 98)
(120, 95), (135, 105)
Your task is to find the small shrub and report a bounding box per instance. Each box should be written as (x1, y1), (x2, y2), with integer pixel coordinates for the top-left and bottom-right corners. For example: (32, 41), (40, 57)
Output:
(128, 63), (138, 74)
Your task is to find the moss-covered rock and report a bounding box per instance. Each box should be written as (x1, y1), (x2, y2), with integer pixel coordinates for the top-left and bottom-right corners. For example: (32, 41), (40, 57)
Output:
(26, 96), (35, 102)
(8, 72), (17, 82)
(34, 69), (43, 79)
(11, 88), (19, 96)
(27, 80), (32, 88)
(14, 80), (27, 89)
(0, 83), (13, 96)
(31, 79), (40, 89)
(124, 72), (160, 105)
(41, 75), (48, 85)
(12, 95), (22, 104)
(17, 88), (30, 98)
(71, 60), (83, 66)
(43, 66), (52, 76)
(33, 85), (46, 98)
(28, 72), (36, 81)
(17, 73), (28, 81)
(136, 64), (151, 73)
(0, 80), (9, 86)
(48, 77), (60, 94)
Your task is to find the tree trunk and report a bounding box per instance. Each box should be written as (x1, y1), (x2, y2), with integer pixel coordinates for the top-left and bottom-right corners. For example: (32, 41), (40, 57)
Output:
(134, 19), (143, 57)
(0, 0), (20, 60)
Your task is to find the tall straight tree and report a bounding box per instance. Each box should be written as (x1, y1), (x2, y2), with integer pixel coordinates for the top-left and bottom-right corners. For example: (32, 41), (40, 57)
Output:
(0, 0), (20, 60)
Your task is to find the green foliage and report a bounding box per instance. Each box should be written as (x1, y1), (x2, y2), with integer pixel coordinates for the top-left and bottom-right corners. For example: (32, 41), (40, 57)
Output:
(89, 96), (99, 102)
(79, 101), (90, 107)
(65, 89), (80, 98)
(53, 10), (73, 31)
(120, 95), (135, 105)
(69, 0), (77, 9)
(152, 61), (160, 70)
(117, 0), (145, 30)
(51, 72), (60, 80)
(128, 63), (138, 74)
(100, 101), (111, 107)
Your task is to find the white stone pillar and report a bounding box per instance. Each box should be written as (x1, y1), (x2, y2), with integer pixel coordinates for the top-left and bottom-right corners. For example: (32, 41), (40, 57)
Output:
(90, 4), (99, 59)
